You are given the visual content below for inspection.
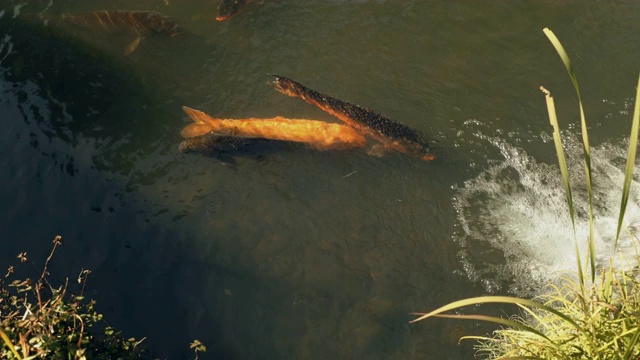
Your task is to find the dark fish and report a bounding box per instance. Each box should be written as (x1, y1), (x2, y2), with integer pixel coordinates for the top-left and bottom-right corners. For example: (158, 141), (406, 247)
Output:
(271, 75), (435, 161)
(179, 132), (300, 166)
(179, 133), (297, 155)
(58, 10), (182, 55)
(217, 0), (252, 21)
(60, 10), (182, 37)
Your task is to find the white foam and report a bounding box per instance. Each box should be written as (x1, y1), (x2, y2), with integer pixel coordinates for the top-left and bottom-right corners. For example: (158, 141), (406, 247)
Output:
(454, 134), (640, 295)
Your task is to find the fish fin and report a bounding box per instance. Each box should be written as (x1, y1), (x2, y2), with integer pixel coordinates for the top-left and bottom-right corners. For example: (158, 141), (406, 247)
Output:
(222, 127), (241, 137)
(367, 144), (388, 157)
(124, 36), (143, 56)
(217, 155), (237, 169)
(181, 124), (214, 138)
(182, 106), (217, 125)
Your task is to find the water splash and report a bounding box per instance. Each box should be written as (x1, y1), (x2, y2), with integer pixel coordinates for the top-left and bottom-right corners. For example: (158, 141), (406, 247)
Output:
(454, 134), (640, 295)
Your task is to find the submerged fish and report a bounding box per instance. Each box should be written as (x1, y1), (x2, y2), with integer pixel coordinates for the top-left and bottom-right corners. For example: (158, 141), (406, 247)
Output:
(181, 106), (367, 151)
(58, 10), (182, 54)
(179, 132), (296, 155)
(271, 75), (435, 161)
(216, 0), (252, 21)
(60, 10), (182, 36)
(179, 133), (299, 166)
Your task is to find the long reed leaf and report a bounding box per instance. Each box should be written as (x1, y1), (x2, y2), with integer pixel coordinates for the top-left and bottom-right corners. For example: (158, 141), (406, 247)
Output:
(543, 28), (596, 282)
(540, 86), (585, 288)
(615, 74), (640, 247)
(409, 296), (581, 330)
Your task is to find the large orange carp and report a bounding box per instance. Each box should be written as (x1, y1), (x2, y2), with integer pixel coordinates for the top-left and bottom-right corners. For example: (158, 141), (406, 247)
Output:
(181, 106), (366, 151)
(271, 75), (435, 160)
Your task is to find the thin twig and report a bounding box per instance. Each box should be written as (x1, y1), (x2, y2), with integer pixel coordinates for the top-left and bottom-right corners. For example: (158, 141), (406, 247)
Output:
(36, 236), (62, 307)
(39, 236), (62, 284)
(342, 170), (357, 178)
(77, 269), (91, 298)
(74, 314), (85, 349)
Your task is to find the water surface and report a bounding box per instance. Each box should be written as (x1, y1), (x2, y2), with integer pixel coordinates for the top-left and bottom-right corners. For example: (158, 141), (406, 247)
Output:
(2, 1), (640, 359)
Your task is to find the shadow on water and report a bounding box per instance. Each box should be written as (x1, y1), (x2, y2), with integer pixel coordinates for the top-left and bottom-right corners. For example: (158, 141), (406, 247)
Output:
(0, 9), (238, 359)
(0, 7), (488, 360)
(13, 0), (637, 358)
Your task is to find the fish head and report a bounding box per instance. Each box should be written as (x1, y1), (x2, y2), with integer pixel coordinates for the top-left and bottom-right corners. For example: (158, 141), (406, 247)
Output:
(386, 138), (435, 161)
(144, 13), (182, 36)
(167, 24), (182, 37)
(406, 142), (436, 161)
(270, 75), (301, 97)
(217, 0), (249, 21)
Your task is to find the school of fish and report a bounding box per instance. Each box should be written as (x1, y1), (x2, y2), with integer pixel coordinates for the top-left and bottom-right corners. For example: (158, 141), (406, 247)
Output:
(34, 0), (435, 165)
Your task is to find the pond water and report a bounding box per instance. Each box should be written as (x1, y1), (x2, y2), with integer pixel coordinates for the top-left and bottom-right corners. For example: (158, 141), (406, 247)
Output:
(2, 0), (640, 359)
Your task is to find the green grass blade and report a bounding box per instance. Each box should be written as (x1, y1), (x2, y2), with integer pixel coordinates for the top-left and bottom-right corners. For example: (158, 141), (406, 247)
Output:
(615, 73), (640, 247)
(409, 296), (581, 330)
(458, 335), (493, 343)
(543, 28), (596, 282)
(623, 326), (640, 360)
(540, 86), (585, 288)
(597, 327), (640, 353)
(0, 327), (22, 360)
(540, 87), (575, 230)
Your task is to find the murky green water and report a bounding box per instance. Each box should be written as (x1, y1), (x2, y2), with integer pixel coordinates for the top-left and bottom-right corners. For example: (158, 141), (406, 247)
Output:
(2, 1), (640, 359)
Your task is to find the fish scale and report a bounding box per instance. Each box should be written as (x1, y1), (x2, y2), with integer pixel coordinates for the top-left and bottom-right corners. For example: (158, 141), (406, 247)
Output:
(271, 75), (435, 161)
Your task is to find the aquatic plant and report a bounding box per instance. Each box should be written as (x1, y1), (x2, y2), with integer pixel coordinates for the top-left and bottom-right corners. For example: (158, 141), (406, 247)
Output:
(0, 235), (206, 360)
(411, 28), (640, 359)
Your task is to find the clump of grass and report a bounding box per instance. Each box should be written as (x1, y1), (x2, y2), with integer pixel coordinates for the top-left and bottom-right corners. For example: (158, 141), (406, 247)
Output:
(0, 235), (206, 360)
(411, 28), (640, 359)
(0, 235), (152, 360)
(471, 267), (640, 359)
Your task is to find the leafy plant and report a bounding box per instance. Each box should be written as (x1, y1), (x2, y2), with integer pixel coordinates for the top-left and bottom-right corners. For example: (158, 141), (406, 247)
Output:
(0, 235), (206, 360)
(411, 28), (640, 359)
(0, 236), (151, 359)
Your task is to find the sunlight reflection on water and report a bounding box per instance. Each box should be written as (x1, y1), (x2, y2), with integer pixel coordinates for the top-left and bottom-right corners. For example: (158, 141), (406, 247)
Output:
(3, 0), (640, 359)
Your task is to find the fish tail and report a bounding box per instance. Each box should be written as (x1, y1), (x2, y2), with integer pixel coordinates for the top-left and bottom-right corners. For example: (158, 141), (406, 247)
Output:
(180, 123), (215, 138)
(182, 106), (215, 125)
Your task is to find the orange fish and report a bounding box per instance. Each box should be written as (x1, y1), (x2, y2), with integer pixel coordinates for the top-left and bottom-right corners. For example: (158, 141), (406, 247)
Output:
(181, 106), (366, 151)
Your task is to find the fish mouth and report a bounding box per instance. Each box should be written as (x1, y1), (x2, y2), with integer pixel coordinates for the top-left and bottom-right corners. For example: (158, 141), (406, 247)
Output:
(269, 74), (298, 97)
(217, 0), (250, 21)
(169, 27), (182, 36)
